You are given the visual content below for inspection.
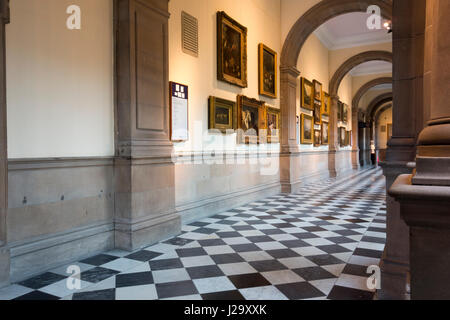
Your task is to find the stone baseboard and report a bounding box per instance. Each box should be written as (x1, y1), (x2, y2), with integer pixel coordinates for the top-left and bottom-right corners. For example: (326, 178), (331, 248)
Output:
(9, 222), (114, 283)
(115, 212), (181, 251)
(177, 182), (282, 224)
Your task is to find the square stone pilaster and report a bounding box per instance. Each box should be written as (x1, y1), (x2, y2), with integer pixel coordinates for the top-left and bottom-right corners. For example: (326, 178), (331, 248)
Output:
(114, 0), (181, 251)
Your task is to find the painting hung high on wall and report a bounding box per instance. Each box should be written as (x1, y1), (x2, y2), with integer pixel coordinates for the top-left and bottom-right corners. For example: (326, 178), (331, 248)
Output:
(301, 113), (313, 144)
(237, 95), (266, 144)
(259, 44), (277, 98)
(321, 121), (329, 145)
(208, 96), (236, 133)
(313, 80), (323, 103)
(266, 107), (281, 143)
(301, 78), (314, 110)
(322, 92), (330, 116)
(217, 11), (248, 88)
(314, 129), (321, 147)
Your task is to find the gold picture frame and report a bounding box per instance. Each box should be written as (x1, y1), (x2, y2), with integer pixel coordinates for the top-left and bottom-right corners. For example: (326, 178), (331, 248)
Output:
(301, 113), (313, 144)
(217, 11), (248, 88)
(237, 95), (266, 144)
(342, 103), (349, 123)
(314, 102), (322, 125)
(314, 129), (321, 147)
(258, 44), (277, 99)
(301, 78), (314, 110)
(322, 92), (330, 116)
(208, 96), (236, 133)
(321, 121), (329, 145)
(313, 80), (323, 103)
(266, 107), (281, 143)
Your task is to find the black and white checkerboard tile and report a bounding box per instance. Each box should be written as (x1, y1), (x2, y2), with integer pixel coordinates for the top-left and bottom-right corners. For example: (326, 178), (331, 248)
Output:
(0, 167), (386, 300)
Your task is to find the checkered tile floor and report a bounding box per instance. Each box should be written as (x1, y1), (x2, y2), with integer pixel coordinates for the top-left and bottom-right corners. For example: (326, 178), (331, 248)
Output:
(0, 167), (386, 300)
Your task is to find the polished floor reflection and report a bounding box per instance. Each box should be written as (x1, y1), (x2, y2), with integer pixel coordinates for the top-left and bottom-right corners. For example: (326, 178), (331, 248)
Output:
(0, 167), (386, 300)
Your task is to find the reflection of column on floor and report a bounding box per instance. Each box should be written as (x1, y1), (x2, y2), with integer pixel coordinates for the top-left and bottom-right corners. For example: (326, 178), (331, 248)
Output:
(0, 0), (10, 289)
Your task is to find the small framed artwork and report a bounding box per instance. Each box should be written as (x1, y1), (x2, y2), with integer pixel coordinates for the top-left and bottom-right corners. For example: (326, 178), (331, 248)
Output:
(301, 113), (313, 144)
(342, 103), (349, 123)
(217, 11), (248, 88)
(258, 44), (277, 98)
(314, 129), (321, 147)
(169, 81), (189, 142)
(322, 92), (330, 116)
(313, 102), (321, 125)
(208, 96), (236, 133)
(237, 95), (266, 144)
(321, 121), (329, 145)
(346, 130), (352, 146)
(339, 127), (346, 147)
(266, 107), (281, 143)
(337, 101), (343, 122)
(301, 78), (314, 110)
(313, 80), (323, 103)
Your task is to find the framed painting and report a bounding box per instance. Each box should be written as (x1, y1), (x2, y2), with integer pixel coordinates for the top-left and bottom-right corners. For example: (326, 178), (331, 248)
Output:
(217, 11), (248, 88)
(258, 44), (277, 98)
(313, 102), (322, 125)
(266, 107), (281, 143)
(208, 96), (236, 133)
(321, 121), (329, 145)
(313, 80), (323, 103)
(322, 92), (330, 116)
(339, 127), (346, 146)
(301, 78), (314, 110)
(346, 130), (352, 146)
(337, 101), (343, 121)
(342, 103), (349, 123)
(314, 129), (321, 147)
(237, 95), (266, 144)
(301, 113), (313, 144)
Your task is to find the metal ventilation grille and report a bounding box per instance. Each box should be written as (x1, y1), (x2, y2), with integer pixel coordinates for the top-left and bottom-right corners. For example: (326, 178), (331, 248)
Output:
(181, 11), (198, 57)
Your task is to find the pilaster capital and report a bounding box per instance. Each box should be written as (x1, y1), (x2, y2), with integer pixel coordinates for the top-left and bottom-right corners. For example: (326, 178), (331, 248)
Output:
(279, 65), (300, 79)
(330, 94), (340, 102)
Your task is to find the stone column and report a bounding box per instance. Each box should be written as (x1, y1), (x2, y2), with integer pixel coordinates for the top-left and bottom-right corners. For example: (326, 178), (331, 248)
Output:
(389, 0), (450, 300)
(0, 0), (9, 289)
(379, 0), (426, 300)
(114, 0), (180, 251)
(328, 95), (339, 177)
(351, 106), (360, 169)
(280, 66), (300, 193)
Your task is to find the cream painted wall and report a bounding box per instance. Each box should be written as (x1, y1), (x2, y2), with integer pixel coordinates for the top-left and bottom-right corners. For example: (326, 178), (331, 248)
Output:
(6, 0), (114, 159)
(376, 106), (392, 149)
(169, 0), (281, 153)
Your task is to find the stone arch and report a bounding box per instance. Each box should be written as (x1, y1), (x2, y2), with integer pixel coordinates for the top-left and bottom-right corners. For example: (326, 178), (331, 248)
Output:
(279, 0), (393, 187)
(329, 51), (393, 96)
(352, 77), (392, 111)
(281, 0), (393, 67)
(366, 92), (393, 122)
